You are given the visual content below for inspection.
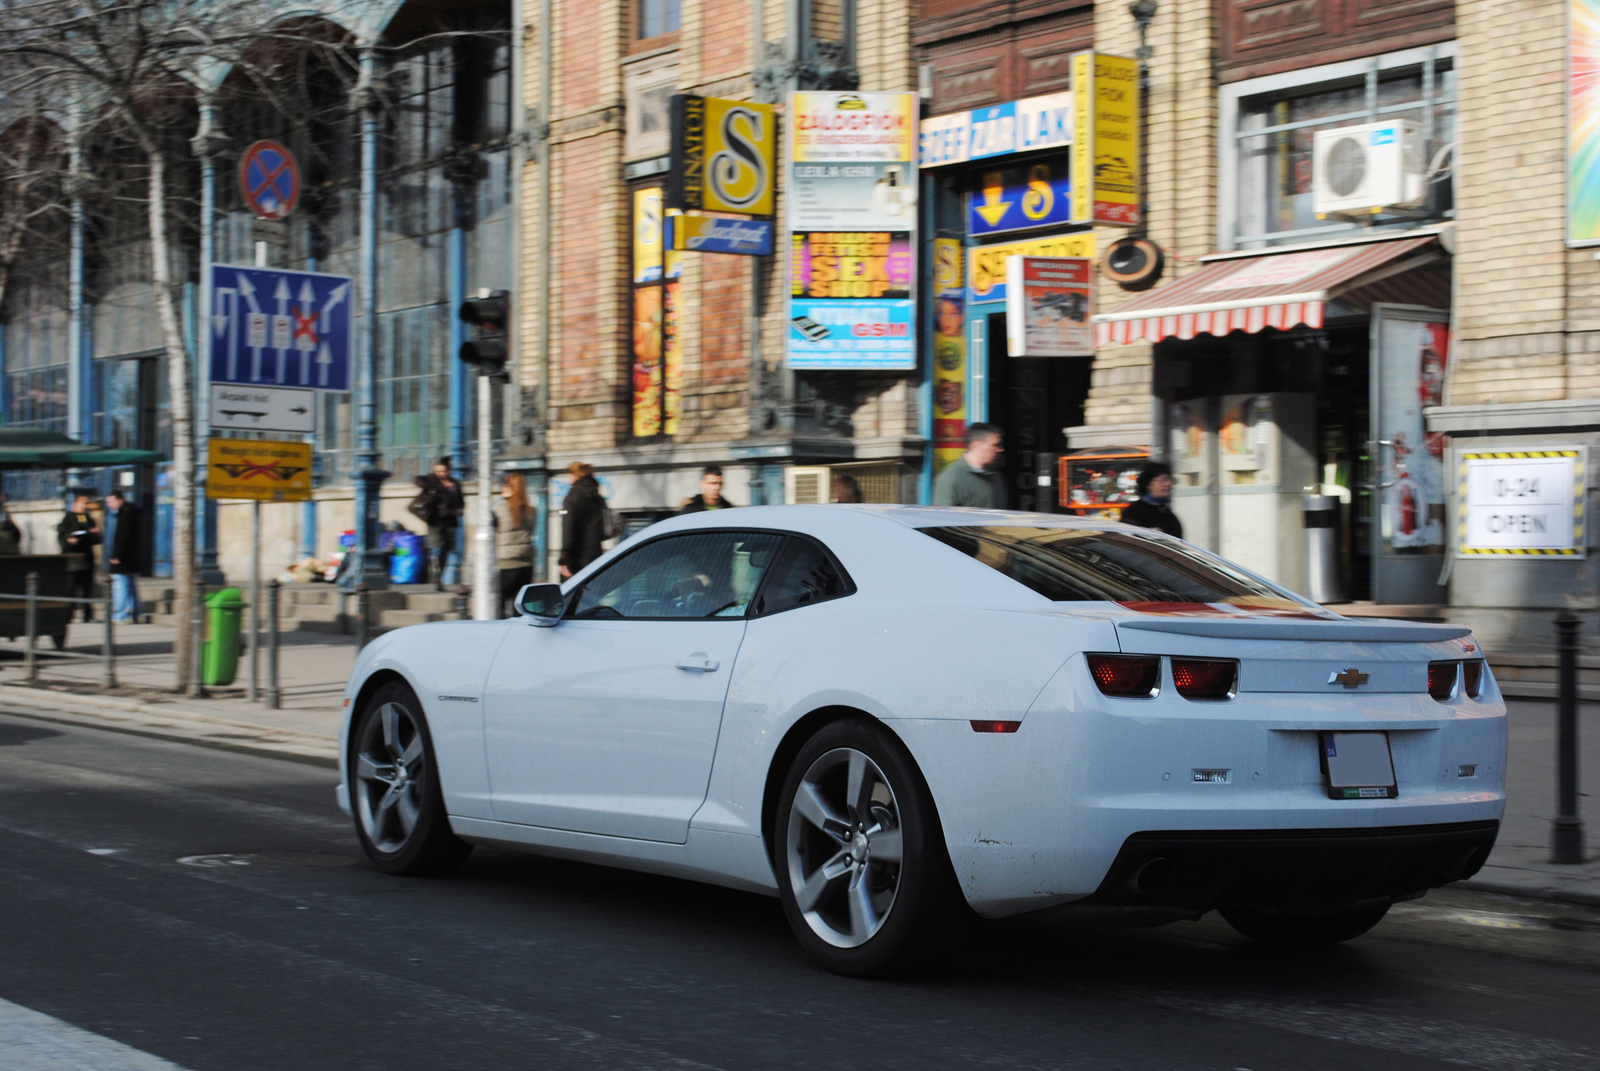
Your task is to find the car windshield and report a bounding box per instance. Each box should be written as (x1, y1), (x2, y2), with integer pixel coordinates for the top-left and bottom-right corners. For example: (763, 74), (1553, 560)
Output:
(919, 525), (1318, 610)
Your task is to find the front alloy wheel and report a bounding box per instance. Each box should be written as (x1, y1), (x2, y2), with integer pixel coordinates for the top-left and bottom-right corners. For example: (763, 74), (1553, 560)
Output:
(775, 720), (958, 976)
(351, 680), (471, 876)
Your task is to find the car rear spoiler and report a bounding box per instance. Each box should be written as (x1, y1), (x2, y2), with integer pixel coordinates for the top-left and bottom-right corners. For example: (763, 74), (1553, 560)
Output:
(1115, 617), (1471, 644)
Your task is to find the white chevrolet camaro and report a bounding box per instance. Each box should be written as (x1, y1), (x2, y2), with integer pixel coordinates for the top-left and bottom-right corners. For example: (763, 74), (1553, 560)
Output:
(337, 505), (1506, 975)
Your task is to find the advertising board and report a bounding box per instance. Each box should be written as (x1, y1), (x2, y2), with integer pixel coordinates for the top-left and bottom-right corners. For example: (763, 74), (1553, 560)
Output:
(1004, 256), (1094, 357)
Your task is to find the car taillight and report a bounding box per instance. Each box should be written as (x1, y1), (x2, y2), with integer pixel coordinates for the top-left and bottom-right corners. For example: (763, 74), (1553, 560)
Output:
(1087, 654), (1160, 698)
(1171, 658), (1237, 700)
(1463, 660), (1485, 698)
(1428, 661), (1458, 701)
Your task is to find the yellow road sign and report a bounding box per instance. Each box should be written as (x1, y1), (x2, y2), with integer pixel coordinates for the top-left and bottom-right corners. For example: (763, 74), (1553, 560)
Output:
(207, 438), (312, 502)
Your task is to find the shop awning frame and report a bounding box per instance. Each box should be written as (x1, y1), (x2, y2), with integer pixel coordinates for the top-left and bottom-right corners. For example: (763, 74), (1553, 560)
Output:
(1092, 231), (1446, 348)
(0, 427), (166, 470)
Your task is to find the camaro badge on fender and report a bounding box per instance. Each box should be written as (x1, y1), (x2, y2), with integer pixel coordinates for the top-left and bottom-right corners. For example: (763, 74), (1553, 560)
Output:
(1329, 668), (1370, 688)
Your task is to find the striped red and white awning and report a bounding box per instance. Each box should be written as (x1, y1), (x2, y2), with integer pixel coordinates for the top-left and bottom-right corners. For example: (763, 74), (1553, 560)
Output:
(1092, 234), (1441, 348)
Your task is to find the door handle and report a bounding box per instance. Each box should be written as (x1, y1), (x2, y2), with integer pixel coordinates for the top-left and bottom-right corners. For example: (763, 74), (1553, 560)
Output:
(676, 655), (719, 672)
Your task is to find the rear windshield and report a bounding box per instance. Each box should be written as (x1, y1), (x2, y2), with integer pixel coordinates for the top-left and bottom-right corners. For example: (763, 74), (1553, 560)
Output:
(919, 525), (1310, 608)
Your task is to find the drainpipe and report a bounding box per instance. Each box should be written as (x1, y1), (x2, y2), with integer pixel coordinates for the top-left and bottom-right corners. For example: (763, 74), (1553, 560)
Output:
(353, 48), (390, 589)
(533, 0), (553, 579)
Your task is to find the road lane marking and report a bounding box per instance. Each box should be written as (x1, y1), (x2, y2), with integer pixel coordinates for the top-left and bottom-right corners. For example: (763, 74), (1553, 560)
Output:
(0, 997), (190, 1070)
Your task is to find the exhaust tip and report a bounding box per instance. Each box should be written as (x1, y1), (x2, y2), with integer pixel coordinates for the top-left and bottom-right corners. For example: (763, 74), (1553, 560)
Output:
(1134, 856), (1176, 896)
(1460, 846), (1488, 879)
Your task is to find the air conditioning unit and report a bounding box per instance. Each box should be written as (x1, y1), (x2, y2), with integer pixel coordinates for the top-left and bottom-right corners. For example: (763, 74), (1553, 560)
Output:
(1312, 121), (1425, 217)
(785, 466), (832, 504)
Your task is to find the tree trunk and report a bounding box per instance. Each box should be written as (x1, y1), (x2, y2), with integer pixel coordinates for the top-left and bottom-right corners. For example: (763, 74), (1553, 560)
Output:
(147, 148), (196, 690)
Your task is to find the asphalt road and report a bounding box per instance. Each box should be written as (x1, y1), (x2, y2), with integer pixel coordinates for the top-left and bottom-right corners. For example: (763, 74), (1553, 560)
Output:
(2, 710), (1599, 1071)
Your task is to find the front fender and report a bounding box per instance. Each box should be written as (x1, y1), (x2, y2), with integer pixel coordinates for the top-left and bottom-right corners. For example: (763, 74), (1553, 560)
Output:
(340, 621), (512, 821)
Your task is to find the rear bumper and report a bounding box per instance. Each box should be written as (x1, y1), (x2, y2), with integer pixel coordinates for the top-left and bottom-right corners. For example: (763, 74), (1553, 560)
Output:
(1082, 819), (1498, 912)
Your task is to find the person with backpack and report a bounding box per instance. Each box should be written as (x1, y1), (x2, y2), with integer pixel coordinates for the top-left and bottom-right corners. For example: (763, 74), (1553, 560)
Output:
(559, 462), (607, 579)
(411, 457), (465, 590)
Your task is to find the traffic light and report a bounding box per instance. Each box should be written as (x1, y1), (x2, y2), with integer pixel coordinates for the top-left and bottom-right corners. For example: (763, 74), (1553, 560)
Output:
(458, 289), (510, 380)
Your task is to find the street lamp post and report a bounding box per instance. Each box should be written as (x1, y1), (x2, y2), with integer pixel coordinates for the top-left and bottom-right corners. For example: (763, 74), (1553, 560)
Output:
(353, 50), (389, 589)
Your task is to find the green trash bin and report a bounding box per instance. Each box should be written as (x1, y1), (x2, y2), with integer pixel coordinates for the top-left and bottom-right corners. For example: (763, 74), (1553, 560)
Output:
(202, 587), (247, 687)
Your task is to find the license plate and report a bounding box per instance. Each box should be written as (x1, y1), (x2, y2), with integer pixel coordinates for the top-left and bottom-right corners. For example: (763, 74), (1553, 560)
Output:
(1319, 731), (1398, 800)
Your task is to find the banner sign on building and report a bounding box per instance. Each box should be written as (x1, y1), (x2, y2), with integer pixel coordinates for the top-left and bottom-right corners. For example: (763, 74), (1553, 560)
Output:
(1570, 0), (1600, 245)
(919, 92), (1074, 168)
(1005, 256), (1094, 357)
(667, 95), (777, 217)
(967, 232), (1096, 304)
(932, 239), (968, 474)
(206, 438), (312, 502)
(1458, 448), (1587, 556)
(968, 157), (1073, 237)
(666, 214), (774, 255)
(631, 188), (682, 436)
(787, 92), (919, 370)
(1070, 53), (1139, 227)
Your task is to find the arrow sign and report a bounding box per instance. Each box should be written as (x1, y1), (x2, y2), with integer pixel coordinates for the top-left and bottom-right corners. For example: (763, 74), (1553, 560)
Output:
(209, 265), (351, 392)
(210, 383), (317, 434)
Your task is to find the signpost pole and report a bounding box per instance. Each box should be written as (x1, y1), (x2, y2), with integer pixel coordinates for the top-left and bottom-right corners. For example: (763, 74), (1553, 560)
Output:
(473, 372), (497, 620)
(248, 499), (260, 703)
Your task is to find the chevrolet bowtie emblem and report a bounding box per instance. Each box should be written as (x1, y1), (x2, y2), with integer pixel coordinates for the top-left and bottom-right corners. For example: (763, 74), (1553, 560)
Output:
(1329, 668), (1370, 688)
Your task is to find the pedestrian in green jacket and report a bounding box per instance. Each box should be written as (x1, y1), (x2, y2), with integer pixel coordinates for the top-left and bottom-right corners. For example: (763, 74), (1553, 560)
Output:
(932, 423), (1008, 509)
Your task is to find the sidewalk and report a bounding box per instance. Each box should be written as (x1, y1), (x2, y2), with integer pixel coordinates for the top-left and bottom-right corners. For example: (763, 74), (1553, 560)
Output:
(0, 621), (350, 766)
(0, 625), (1595, 905)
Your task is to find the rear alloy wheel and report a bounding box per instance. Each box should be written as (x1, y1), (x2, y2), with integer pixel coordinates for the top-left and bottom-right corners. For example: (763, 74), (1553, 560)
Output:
(351, 680), (471, 876)
(775, 720), (957, 976)
(1220, 902), (1391, 947)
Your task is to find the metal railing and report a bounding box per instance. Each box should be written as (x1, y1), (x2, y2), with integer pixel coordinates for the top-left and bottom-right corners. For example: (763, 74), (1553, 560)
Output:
(0, 572), (118, 686)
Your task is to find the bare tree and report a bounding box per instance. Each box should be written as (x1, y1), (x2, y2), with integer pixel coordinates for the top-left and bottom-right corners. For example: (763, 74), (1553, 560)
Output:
(0, 0), (356, 689)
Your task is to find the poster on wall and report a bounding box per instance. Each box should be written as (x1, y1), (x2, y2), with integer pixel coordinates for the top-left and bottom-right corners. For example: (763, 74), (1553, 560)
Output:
(1376, 317), (1450, 552)
(631, 188), (682, 437)
(787, 91), (918, 370)
(932, 238), (967, 475)
(1571, 0), (1600, 245)
(1458, 448), (1586, 556)
(1004, 256), (1093, 356)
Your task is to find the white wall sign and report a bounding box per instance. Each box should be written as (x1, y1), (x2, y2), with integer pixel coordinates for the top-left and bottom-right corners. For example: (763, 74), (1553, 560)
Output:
(1458, 448), (1587, 557)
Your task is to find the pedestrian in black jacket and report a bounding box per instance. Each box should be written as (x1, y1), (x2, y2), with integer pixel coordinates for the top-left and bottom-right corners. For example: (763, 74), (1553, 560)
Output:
(56, 490), (100, 622)
(679, 465), (738, 514)
(1120, 462), (1184, 539)
(105, 490), (143, 622)
(413, 458), (466, 590)
(559, 462), (606, 578)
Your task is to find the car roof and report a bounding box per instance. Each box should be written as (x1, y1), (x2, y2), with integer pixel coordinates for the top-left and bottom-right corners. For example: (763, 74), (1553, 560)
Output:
(638, 504), (1133, 537)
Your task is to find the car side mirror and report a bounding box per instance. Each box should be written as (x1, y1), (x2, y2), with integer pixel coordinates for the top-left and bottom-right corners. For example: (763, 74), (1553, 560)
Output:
(515, 583), (565, 626)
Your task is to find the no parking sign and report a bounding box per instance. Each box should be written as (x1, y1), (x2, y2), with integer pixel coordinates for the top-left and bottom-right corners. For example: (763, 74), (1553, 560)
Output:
(238, 140), (301, 221)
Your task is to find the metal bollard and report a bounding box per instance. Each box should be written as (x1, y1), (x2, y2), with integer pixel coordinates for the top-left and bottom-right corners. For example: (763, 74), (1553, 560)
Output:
(24, 571), (37, 682)
(189, 583), (206, 697)
(267, 580), (281, 710)
(355, 583), (369, 651)
(102, 580), (115, 689)
(1553, 610), (1586, 864)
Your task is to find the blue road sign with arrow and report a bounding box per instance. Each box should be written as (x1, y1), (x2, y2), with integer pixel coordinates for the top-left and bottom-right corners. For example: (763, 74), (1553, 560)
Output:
(210, 265), (352, 392)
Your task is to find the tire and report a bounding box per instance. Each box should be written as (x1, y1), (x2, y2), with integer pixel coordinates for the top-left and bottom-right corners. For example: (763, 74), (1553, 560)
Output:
(349, 679), (472, 876)
(1220, 902), (1391, 947)
(773, 718), (959, 977)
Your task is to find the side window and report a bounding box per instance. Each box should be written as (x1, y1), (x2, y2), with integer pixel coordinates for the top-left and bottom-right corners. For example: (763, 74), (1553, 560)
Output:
(752, 539), (852, 617)
(572, 532), (783, 619)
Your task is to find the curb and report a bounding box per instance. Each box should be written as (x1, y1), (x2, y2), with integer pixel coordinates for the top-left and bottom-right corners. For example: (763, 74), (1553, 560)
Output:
(0, 684), (338, 769)
(1452, 877), (1600, 910)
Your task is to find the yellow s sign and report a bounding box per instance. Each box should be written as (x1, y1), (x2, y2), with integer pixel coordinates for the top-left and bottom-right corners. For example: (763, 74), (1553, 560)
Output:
(703, 98), (776, 217)
(1021, 164), (1054, 221)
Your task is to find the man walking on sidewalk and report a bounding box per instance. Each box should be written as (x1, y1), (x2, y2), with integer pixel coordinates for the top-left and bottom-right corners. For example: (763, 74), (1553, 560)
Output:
(56, 489), (100, 622)
(932, 423), (1008, 509)
(105, 489), (142, 623)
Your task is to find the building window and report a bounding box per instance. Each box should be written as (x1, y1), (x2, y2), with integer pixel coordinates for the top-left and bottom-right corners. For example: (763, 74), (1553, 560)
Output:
(1220, 43), (1456, 250)
(637, 0), (680, 40)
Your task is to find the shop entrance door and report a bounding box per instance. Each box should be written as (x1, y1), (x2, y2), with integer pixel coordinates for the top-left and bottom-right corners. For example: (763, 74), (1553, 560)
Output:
(983, 312), (1091, 512)
(1370, 304), (1451, 605)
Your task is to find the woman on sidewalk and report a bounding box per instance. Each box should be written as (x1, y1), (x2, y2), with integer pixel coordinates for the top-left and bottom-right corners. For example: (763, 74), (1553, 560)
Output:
(494, 473), (536, 617)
